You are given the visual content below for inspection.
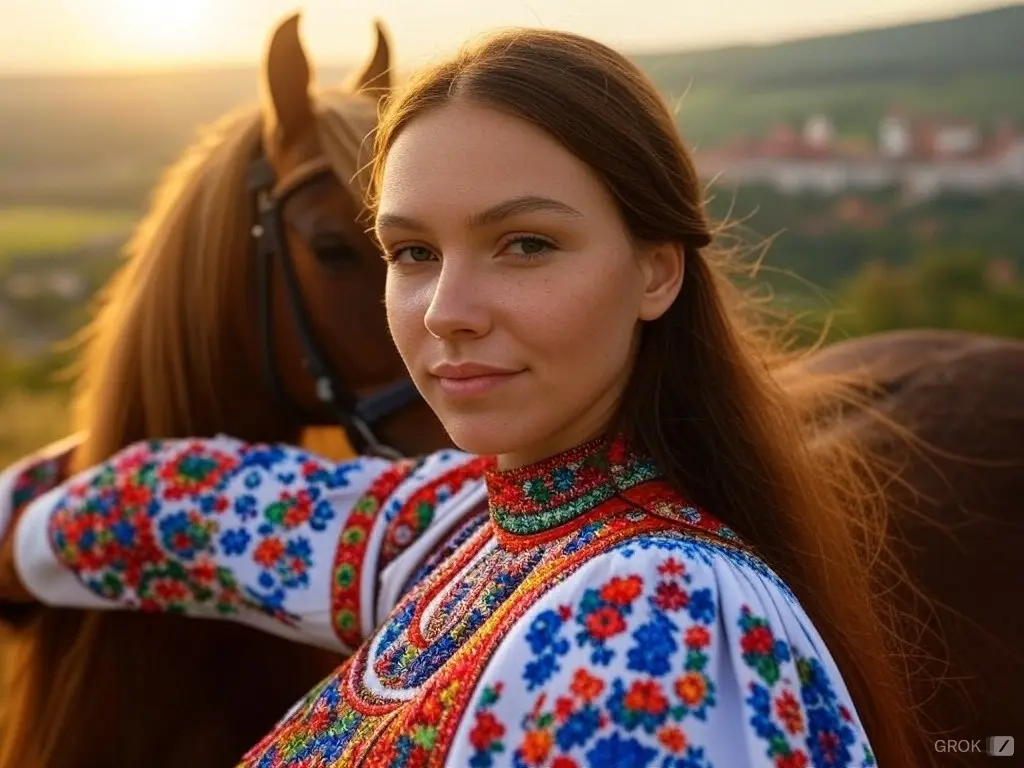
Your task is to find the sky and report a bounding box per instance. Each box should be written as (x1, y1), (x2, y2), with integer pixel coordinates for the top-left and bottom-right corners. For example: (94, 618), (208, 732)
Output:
(0, 0), (1016, 75)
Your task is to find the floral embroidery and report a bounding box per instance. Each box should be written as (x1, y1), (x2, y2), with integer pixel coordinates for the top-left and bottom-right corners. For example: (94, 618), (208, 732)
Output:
(236, 438), (803, 768)
(739, 607), (789, 685)
(238, 507), (679, 767)
(12, 451), (70, 515)
(740, 602), (872, 768)
(467, 551), (721, 768)
(382, 455), (493, 566)
(47, 439), (376, 624)
(485, 435), (659, 538)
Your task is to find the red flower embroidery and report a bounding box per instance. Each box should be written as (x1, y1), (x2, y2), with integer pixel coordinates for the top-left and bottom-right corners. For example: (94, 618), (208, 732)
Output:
(585, 606), (627, 639)
(776, 690), (805, 735)
(253, 537), (285, 568)
(599, 575), (643, 605)
(518, 729), (553, 765)
(554, 696), (575, 722)
(741, 625), (775, 655)
(777, 752), (810, 768)
(623, 680), (669, 715)
(659, 726), (688, 752)
(685, 626), (711, 649)
(570, 669), (605, 702)
(675, 672), (708, 707)
(469, 711), (504, 751)
(658, 557), (686, 577)
(653, 581), (689, 611)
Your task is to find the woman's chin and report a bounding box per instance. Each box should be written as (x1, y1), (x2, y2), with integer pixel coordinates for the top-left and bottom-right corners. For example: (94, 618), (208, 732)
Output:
(438, 415), (535, 459)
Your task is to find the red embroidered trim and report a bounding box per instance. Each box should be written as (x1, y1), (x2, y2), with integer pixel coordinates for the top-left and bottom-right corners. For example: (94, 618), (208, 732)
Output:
(330, 456), (493, 651)
(380, 456), (494, 567)
(406, 522), (493, 650)
(329, 460), (417, 650)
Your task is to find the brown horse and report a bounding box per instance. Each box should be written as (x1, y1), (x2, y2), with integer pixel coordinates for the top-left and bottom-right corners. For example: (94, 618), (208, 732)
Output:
(0, 14), (447, 768)
(782, 328), (1024, 765)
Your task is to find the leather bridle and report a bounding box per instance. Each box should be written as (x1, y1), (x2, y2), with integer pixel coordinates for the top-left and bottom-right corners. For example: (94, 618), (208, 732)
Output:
(245, 152), (420, 460)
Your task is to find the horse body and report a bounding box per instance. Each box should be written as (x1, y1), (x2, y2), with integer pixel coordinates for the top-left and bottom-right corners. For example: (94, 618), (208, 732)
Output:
(790, 329), (1024, 764)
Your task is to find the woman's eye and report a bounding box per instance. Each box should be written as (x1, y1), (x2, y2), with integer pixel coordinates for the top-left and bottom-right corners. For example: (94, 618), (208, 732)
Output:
(393, 245), (436, 263)
(507, 236), (554, 259)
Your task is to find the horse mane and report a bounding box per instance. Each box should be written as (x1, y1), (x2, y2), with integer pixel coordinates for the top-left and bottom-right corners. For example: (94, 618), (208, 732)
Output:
(69, 107), (262, 465)
(0, 88), (375, 767)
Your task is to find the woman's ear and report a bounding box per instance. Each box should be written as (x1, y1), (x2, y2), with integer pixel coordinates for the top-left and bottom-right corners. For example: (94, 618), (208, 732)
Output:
(636, 242), (684, 321)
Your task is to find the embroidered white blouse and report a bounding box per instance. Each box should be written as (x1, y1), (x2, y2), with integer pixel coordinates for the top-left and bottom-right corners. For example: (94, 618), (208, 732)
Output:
(0, 433), (877, 767)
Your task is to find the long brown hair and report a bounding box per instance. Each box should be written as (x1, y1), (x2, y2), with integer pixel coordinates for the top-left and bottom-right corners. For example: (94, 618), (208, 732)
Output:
(367, 28), (924, 766)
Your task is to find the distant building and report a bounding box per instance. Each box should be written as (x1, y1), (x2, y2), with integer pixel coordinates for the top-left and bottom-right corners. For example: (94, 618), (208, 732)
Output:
(694, 108), (1024, 199)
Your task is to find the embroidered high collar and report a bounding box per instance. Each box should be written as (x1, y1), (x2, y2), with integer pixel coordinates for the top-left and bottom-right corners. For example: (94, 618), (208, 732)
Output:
(484, 434), (661, 539)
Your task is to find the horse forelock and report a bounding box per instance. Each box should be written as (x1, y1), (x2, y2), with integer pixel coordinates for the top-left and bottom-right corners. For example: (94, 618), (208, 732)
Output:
(314, 87), (382, 207)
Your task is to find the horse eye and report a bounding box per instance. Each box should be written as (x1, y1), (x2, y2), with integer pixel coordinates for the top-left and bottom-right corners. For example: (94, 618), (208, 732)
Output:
(309, 233), (359, 265)
(315, 244), (359, 264)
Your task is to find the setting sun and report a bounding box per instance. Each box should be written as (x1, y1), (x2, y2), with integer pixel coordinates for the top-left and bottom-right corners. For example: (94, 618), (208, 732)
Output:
(85, 0), (215, 64)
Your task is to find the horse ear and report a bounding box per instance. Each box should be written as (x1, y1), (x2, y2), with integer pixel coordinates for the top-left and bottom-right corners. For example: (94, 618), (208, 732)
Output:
(260, 13), (315, 147)
(346, 20), (391, 100)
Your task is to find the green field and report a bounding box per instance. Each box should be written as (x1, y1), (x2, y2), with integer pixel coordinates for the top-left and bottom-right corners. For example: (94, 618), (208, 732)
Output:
(0, 206), (136, 256)
(0, 390), (69, 466)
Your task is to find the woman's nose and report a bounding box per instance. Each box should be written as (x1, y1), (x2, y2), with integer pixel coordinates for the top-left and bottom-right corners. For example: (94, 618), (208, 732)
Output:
(422, 258), (492, 340)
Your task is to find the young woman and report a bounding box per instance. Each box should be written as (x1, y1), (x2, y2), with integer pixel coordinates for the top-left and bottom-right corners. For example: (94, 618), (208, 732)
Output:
(0, 28), (919, 766)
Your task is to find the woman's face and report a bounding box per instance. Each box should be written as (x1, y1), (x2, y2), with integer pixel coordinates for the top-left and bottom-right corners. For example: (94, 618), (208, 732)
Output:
(376, 101), (682, 467)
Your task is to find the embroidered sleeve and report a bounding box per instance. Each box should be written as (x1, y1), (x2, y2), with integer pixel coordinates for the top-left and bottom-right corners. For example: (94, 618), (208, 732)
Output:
(0, 433), (83, 538)
(11, 435), (481, 654)
(449, 536), (877, 768)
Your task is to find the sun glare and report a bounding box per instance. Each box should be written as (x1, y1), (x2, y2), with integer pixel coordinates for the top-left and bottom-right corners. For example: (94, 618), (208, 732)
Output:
(87, 0), (214, 65)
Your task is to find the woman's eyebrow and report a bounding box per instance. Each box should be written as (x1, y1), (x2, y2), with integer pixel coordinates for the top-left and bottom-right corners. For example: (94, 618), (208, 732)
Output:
(376, 194), (583, 233)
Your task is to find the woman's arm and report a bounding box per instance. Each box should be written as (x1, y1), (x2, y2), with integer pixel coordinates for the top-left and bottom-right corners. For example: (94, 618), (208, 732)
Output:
(1, 435), (483, 653)
(0, 433), (83, 542)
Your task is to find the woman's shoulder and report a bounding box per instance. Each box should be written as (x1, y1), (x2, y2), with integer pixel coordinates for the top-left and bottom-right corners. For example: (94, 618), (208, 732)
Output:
(447, 531), (876, 767)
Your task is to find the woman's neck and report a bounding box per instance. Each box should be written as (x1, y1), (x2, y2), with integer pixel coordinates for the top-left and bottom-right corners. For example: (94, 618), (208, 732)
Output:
(496, 427), (610, 471)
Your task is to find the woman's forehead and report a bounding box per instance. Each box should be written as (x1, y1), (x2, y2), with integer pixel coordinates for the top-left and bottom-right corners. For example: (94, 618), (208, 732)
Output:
(377, 104), (608, 222)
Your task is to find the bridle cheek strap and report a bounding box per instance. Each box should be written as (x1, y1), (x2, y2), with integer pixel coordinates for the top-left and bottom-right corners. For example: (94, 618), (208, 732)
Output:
(245, 155), (420, 460)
